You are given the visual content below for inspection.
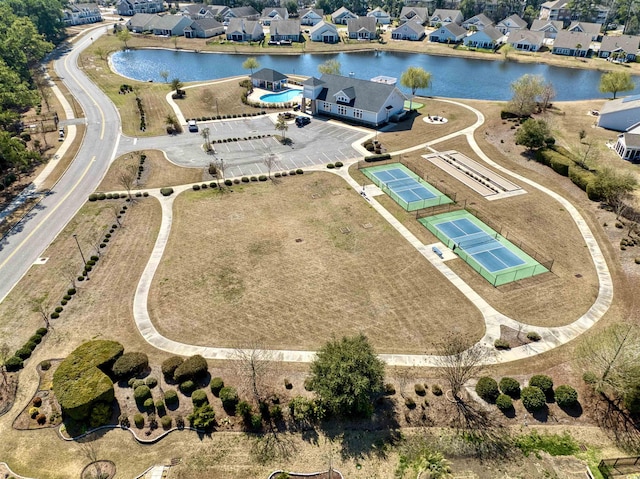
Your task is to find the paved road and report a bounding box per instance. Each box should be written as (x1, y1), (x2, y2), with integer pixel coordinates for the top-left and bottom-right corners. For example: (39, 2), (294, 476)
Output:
(0, 30), (120, 303)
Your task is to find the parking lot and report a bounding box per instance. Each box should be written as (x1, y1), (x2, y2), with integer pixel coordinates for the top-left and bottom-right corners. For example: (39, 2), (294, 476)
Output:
(117, 115), (370, 178)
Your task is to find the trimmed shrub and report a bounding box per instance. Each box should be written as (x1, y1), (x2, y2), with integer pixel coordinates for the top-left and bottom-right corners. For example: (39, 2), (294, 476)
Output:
(161, 415), (172, 429)
(219, 386), (239, 412)
(476, 377), (500, 403)
(192, 389), (209, 408)
(210, 377), (224, 396)
(259, 175), (267, 181)
(36, 413), (47, 425)
(236, 400), (252, 418)
(335, 161), (343, 167)
(192, 184), (201, 191)
(499, 377), (521, 399)
(496, 394), (513, 411)
(24, 341), (37, 351)
(326, 163), (335, 169)
(143, 398), (155, 410)
(529, 375), (554, 396)
(414, 383), (426, 396)
(521, 386), (546, 411)
(405, 397), (416, 409)
(549, 154), (571, 177)
(89, 194), (98, 202)
(384, 383), (396, 395)
(284, 378), (293, 389)
(134, 385), (152, 404)
(160, 187), (174, 196)
(161, 356), (184, 380)
(6, 356), (23, 371)
(224, 179), (233, 186)
(112, 352), (149, 380)
(131, 379), (145, 389)
(241, 176), (249, 183)
(33, 396), (43, 407)
(146, 377), (158, 388)
(432, 384), (443, 396)
(555, 385), (578, 408)
(173, 354), (208, 383)
(15, 348), (32, 360)
(133, 413), (144, 428)
(155, 399), (165, 415)
(494, 339), (511, 350)
(40, 360), (51, 371)
(30, 334), (42, 344)
(164, 389), (178, 406)
(179, 380), (196, 394)
(526, 332), (541, 342)
(50, 312), (59, 319)
(568, 166), (595, 192)
(36, 328), (48, 336)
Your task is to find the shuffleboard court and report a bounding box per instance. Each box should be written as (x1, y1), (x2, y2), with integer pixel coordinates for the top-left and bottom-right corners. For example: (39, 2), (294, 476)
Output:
(362, 163), (453, 211)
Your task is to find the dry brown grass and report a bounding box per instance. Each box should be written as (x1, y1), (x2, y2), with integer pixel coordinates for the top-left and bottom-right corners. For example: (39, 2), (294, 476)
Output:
(97, 149), (202, 191)
(149, 173), (484, 354)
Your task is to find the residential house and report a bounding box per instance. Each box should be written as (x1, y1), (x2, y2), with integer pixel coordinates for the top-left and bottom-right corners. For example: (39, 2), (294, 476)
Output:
(462, 14), (494, 31)
(496, 14), (527, 34)
(539, 0), (572, 23)
(117, 0), (164, 16)
(367, 7), (391, 24)
(251, 68), (288, 91)
(224, 6), (260, 22)
(182, 5), (229, 20)
(332, 7), (358, 25)
(184, 18), (224, 38)
(302, 73), (406, 126)
(599, 34), (640, 62)
(613, 132), (640, 162)
(429, 9), (463, 27)
(391, 19), (425, 40)
(530, 19), (563, 39)
(552, 30), (592, 56)
(226, 18), (264, 41)
(270, 19), (302, 42)
(428, 23), (466, 43)
(463, 25), (503, 48)
(299, 8), (324, 26)
(261, 7), (288, 25)
(347, 17), (377, 40)
(310, 20), (339, 43)
(399, 7), (429, 25)
(151, 15), (193, 36)
(63, 3), (102, 26)
(567, 21), (600, 41)
(126, 13), (157, 33)
(598, 95), (640, 131)
(507, 30), (544, 51)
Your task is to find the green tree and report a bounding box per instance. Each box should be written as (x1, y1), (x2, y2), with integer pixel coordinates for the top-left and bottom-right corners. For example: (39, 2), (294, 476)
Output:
(508, 74), (545, 117)
(590, 166), (637, 208)
(286, 0), (298, 15)
(6, 0), (66, 43)
(171, 78), (184, 96)
(309, 334), (384, 417)
(117, 28), (131, 49)
(317, 59), (341, 75)
(400, 66), (432, 111)
(599, 71), (635, 99)
(515, 118), (551, 151)
(275, 115), (288, 142)
(187, 404), (216, 431)
(242, 57), (260, 76)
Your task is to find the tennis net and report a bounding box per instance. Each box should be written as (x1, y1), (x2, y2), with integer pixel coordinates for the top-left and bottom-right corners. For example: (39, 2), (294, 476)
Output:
(459, 235), (497, 250)
(385, 177), (416, 190)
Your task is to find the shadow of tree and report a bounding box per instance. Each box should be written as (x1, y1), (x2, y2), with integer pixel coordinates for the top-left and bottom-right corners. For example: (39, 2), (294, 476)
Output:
(591, 391), (640, 453)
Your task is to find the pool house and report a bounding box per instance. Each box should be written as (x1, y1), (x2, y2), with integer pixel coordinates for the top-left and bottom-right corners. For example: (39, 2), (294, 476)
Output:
(250, 68), (288, 91)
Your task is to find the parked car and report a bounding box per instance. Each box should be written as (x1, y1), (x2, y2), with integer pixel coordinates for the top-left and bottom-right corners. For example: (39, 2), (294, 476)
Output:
(188, 120), (198, 132)
(295, 116), (311, 127)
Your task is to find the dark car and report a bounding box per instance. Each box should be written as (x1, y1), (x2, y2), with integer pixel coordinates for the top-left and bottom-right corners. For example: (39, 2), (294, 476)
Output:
(295, 116), (311, 127)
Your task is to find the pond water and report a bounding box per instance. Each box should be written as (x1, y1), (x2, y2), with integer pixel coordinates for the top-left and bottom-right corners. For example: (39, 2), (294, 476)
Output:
(110, 49), (640, 101)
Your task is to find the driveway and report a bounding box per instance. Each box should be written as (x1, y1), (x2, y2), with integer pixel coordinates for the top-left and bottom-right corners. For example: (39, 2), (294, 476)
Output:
(116, 115), (370, 178)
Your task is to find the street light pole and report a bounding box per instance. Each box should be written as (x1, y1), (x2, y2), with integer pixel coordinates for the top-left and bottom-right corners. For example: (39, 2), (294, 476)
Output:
(72, 234), (89, 280)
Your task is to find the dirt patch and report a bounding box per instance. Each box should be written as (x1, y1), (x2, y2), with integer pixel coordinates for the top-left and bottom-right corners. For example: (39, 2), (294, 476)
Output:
(81, 461), (116, 479)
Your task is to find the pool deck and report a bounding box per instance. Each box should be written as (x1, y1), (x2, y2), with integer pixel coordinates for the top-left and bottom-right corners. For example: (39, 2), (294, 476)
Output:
(247, 86), (303, 106)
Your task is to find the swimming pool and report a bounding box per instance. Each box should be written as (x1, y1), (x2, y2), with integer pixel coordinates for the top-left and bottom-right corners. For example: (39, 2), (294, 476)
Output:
(259, 89), (302, 103)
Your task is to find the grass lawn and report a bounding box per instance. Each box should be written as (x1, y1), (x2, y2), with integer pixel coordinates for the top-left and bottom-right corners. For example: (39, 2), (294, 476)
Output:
(149, 172), (485, 354)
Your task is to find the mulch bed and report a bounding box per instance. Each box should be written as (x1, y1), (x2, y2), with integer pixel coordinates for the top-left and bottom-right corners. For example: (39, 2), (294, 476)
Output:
(13, 360), (63, 430)
(81, 460), (116, 479)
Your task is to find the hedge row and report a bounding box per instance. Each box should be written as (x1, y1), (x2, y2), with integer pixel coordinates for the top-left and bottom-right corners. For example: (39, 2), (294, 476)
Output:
(187, 111), (266, 122)
(534, 147), (598, 199)
(476, 375), (578, 411)
(89, 192), (149, 201)
(5, 327), (49, 372)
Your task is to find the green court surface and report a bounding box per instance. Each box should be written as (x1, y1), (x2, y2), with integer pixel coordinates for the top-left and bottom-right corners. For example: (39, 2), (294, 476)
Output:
(419, 209), (550, 286)
(362, 163), (453, 211)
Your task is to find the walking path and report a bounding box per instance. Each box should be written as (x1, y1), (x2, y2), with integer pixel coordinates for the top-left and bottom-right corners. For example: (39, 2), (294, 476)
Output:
(128, 98), (613, 366)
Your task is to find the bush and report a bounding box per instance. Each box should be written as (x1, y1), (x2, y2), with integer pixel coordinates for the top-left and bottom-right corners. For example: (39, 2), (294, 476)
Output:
(155, 399), (165, 414)
(188, 404), (216, 431)
(112, 352), (149, 380)
(164, 389), (178, 406)
(133, 413), (144, 428)
(432, 384), (443, 396)
(40, 360), (51, 371)
(236, 400), (252, 418)
(50, 312), (59, 319)
(161, 415), (173, 429)
(161, 356), (184, 380)
(555, 385), (578, 408)
(335, 161), (343, 167)
(143, 398), (155, 410)
(568, 166), (595, 192)
(30, 334), (43, 344)
(191, 389), (209, 408)
(192, 184), (200, 191)
(146, 377), (158, 388)
(219, 386), (239, 411)
(521, 386), (546, 411)
(89, 194), (98, 202)
(583, 371), (598, 384)
(414, 383), (426, 396)
(6, 356), (23, 371)
(499, 377), (521, 398)
(160, 187), (174, 196)
(326, 163), (335, 169)
(303, 377), (314, 391)
(119, 414), (130, 428)
(36, 413), (47, 425)
(131, 379), (145, 389)
(259, 175), (267, 181)
(179, 380), (196, 394)
(296, 169), (304, 175)
(33, 396), (43, 407)
(15, 348), (32, 360)
(526, 331), (541, 342)
(529, 375), (554, 396)
(210, 377), (224, 396)
(24, 341), (37, 352)
(496, 394), (513, 411)
(284, 378), (293, 389)
(36, 328), (48, 336)
(494, 339), (511, 350)
(134, 385), (152, 404)
(476, 377), (500, 403)
(173, 354), (208, 383)
(364, 153), (391, 162)
(384, 383), (396, 395)
(241, 176), (249, 183)
(224, 179), (233, 186)
(405, 396), (416, 409)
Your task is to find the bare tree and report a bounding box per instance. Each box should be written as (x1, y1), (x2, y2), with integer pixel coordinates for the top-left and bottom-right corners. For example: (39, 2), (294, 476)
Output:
(118, 164), (138, 201)
(60, 263), (78, 289)
(94, 47), (107, 61)
(214, 157), (226, 189)
(30, 296), (51, 330)
(0, 344), (10, 389)
(201, 127), (213, 153)
(233, 344), (276, 404)
(80, 443), (107, 479)
(539, 81), (555, 113)
(275, 116), (288, 143)
(263, 152), (277, 179)
(435, 337), (492, 401)
(575, 140), (600, 171)
(112, 204), (122, 227)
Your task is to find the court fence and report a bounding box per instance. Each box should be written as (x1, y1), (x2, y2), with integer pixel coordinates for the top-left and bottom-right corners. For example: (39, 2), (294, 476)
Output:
(599, 456), (640, 478)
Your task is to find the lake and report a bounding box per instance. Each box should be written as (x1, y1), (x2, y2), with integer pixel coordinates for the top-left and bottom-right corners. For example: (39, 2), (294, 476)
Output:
(110, 49), (640, 101)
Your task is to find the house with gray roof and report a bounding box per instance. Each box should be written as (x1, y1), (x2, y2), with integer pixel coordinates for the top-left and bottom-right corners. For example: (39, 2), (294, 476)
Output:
(598, 95), (640, 131)
(567, 21), (601, 41)
(270, 19), (302, 42)
(599, 34), (640, 62)
(530, 19), (563, 39)
(226, 18), (264, 41)
(391, 19), (425, 41)
(261, 7), (288, 25)
(428, 23), (466, 43)
(367, 7), (391, 25)
(429, 9), (463, 27)
(332, 7), (358, 25)
(184, 18), (224, 38)
(399, 7), (429, 25)
(63, 3), (102, 26)
(126, 13), (157, 33)
(496, 14), (527, 34)
(463, 26), (503, 49)
(613, 131), (640, 162)
(302, 73), (406, 126)
(462, 14), (493, 31)
(310, 20), (339, 43)
(224, 6), (260, 21)
(507, 30), (544, 51)
(251, 68), (289, 91)
(347, 17), (377, 40)
(151, 15), (193, 36)
(552, 30), (592, 56)
(117, 0), (164, 16)
(182, 4), (229, 19)
(299, 8), (324, 26)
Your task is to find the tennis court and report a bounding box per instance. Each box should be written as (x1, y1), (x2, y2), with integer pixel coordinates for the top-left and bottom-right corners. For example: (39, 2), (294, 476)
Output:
(362, 163), (453, 211)
(419, 210), (549, 286)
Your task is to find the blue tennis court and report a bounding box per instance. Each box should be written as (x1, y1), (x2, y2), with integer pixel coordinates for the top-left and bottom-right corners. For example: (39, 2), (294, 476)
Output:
(433, 217), (525, 273)
(371, 168), (438, 204)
